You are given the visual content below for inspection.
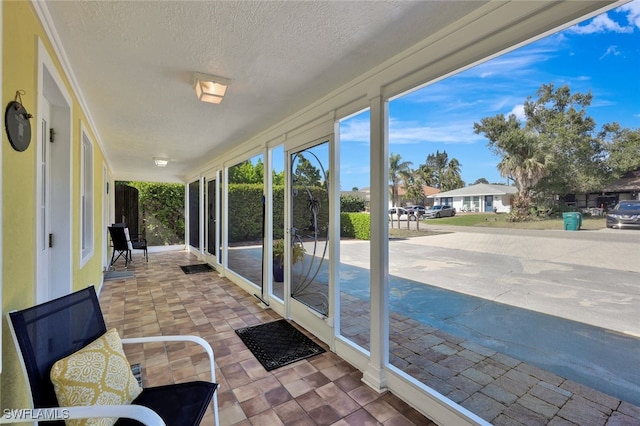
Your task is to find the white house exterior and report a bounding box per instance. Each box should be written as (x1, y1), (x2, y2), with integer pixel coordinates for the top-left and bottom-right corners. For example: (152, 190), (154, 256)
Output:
(428, 183), (518, 213)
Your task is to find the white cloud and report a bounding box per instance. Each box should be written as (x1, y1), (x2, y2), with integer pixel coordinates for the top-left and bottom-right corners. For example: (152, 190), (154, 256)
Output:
(509, 104), (526, 121)
(339, 118), (369, 142)
(600, 45), (622, 59)
(388, 119), (484, 146)
(620, 0), (640, 29)
(471, 49), (552, 79)
(567, 13), (633, 35)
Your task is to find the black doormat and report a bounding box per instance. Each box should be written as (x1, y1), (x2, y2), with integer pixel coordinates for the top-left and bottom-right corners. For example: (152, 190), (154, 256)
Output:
(104, 270), (135, 281)
(180, 263), (215, 274)
(235, 319), (326, 371)
(130, 363), (142, 387)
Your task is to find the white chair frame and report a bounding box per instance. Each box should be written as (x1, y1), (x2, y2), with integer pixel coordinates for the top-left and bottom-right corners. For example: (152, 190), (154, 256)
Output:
(6, 312), (219, 426)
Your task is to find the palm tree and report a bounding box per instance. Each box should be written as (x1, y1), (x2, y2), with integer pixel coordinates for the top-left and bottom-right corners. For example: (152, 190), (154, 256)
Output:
(400, 168), (426, 205)
(496, 130), (552, 220)
(417, 164), (436, 188)
(441, 158), (464, 191)
(389, 153), (412, 207)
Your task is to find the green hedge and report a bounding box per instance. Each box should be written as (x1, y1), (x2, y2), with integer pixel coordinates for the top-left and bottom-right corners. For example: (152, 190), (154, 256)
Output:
(228, 184), (330, 243)
(127, 181), (367, 245)
(340, 212), (370, 240)
(227, 184), (266, 244)
(126, 182), (185, 245)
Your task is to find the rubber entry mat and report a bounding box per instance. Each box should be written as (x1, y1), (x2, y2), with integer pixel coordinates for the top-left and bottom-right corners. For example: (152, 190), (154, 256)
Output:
(104, 270), (135, 281)
(235, 319), (326, 371)
(131, 363), (142, 387)
(180, 263), (215, 274)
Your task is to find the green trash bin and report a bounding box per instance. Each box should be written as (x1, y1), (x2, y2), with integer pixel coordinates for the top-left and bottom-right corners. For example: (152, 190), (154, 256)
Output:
(563, 212), (582, 231)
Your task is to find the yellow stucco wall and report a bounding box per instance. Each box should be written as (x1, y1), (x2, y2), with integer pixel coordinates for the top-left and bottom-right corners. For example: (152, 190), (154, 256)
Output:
(2, 1), (109, 411)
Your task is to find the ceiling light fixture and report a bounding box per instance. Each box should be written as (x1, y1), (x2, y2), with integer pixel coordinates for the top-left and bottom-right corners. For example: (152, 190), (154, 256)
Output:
(154, 157), (169, 167)
(193, 72), (230, 104)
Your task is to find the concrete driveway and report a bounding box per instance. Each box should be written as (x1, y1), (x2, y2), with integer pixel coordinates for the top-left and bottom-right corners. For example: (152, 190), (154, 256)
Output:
(339, 225), (640, 405)
(385, 225), (640, 337)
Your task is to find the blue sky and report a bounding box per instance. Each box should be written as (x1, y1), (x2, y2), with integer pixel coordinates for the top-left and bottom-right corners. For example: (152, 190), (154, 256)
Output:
(339, 1), (640, 191)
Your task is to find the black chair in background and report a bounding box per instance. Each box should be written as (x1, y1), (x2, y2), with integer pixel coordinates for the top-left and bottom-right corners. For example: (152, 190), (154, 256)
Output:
(7, 286), (219, 426)
(109, 225), (148, 266)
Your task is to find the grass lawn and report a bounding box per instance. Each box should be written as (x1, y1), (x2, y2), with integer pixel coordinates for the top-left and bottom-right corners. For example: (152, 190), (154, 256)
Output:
(425, 212), (606, 230)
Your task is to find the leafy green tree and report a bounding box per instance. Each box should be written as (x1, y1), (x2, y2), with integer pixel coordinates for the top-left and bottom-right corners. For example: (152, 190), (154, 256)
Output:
(600, 124), (640, 177)
(272, 170), (285, 185)
(340, 194), (365, 212)
(473, 178), (489, 185)
(421, 150), (463, 191)
(229, 159), (264, 184)
(388, 153), (412, 207)
(474, 83), (610, 221)
(293, 154), (323, 187)
(523, 84), (606, 195)
(424, 150), (448, 189)
(474, 114), (553, 220)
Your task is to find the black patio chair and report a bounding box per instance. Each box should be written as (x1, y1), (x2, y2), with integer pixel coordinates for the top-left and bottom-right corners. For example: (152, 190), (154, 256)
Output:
(7, 286), (219, 426)
(109, 226), (148, 266)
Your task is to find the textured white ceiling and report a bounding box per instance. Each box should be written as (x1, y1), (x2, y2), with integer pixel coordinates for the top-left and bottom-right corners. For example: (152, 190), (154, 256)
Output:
(41, 1), (618, 182)
(42, 1), (484, 181)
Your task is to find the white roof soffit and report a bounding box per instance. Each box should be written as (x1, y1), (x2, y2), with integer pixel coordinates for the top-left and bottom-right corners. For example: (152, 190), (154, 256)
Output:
(34, 0), (623, 183)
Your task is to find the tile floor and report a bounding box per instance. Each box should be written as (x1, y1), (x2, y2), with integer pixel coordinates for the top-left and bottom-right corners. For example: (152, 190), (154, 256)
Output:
(100, 250), (434, 426)
(101, 249), (640, 426)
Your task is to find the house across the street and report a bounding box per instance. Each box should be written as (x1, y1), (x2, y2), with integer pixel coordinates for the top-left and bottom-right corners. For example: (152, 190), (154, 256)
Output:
(428, 183), (518, 213)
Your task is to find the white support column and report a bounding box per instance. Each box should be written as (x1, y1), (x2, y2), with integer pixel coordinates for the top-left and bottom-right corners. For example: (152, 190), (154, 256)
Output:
(200, 176), (205, 254)
(262, 147), (274, 305)
(362, 93), (389, 392)
(329, 126), (340, 348)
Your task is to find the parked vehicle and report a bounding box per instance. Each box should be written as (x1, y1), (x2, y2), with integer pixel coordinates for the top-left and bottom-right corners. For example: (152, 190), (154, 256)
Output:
(424, 205), (456, 218)
(606, 200), (640, 229)
(388, 207), (417, 221)
(406, 206), (427, 217)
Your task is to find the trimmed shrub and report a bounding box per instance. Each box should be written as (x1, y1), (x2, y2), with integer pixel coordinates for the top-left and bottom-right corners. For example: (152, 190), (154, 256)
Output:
(127, 182), (185, 245)
(340, 212), (370, 240)
(228, 184), (329, 243)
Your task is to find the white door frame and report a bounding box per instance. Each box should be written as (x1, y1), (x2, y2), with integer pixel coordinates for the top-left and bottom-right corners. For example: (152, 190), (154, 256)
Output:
(284, 135), (336, 346)
(36, 38), (73, 303)
(0, 1), (4, 373)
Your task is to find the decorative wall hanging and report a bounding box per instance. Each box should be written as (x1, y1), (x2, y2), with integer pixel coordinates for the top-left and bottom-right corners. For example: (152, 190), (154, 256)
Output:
(4, 90), (33, 152)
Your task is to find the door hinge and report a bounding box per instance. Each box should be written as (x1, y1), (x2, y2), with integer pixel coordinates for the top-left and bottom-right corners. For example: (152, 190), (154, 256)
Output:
(49, 233), (54, 248)
(49, 128), (56, 143)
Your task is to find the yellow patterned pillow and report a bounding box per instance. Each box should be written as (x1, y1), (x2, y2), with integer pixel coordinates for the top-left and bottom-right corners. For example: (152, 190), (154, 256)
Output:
(50, 328), (143, 426)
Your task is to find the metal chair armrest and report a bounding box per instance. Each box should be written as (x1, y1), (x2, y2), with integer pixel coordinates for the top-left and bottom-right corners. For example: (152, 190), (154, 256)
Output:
(121, 335), (219, 426)
(121, 335), (215, 381)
